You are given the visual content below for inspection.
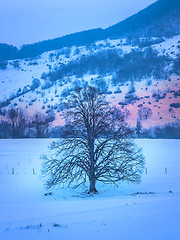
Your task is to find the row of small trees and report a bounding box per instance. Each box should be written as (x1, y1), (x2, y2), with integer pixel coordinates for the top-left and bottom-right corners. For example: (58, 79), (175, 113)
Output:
(0, 108), (55, 138)
(135, 120), (180, 139)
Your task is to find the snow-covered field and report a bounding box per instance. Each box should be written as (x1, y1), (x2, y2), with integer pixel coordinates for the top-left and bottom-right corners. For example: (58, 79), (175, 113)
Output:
(0, 139), (180, 240)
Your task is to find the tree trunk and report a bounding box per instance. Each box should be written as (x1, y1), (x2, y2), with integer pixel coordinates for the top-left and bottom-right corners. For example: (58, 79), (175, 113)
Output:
(88, 137), (97, 193)
(88, 177), (97, 194)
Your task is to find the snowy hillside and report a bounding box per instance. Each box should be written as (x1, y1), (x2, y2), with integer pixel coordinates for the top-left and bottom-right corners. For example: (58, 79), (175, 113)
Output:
(0, 35), (180, 129)
(0, 139), (180, 240)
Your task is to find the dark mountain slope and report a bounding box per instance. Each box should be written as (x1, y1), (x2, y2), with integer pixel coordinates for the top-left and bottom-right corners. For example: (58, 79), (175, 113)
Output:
(18, 28), (104, 60)
(0, 44), (18, 62)
(105, 0), (180, 38)
(0, 0), (179, 61)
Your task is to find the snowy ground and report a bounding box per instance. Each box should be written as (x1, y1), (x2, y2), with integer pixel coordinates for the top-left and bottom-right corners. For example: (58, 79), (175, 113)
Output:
(0, 139), (180, 240)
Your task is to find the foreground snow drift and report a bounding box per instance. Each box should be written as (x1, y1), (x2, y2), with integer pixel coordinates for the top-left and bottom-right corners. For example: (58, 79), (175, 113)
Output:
(0, 139), (180, 240)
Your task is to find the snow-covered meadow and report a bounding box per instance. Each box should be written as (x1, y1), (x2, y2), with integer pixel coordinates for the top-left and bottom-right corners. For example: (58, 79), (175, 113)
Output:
(0, 139), (180, 240)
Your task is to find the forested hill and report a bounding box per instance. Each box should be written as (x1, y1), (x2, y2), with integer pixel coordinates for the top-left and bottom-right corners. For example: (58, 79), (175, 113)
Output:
(105, 0), (180, 38)
(0, 0), (179, 61)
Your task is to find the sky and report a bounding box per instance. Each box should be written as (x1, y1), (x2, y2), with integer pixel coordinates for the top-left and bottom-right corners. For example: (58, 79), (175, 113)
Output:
(0, 0), (156, 47)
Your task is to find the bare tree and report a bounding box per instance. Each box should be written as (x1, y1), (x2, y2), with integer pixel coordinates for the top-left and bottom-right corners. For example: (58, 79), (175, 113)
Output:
(7, 108), (18, 138)
(0, 121), (11, 138)
(32, 111), (55, 138)
(136, 118), (142, 138)
(7, 108), (27, 138)
(138, 107), (152, 120)
(42, 87), (145, 193)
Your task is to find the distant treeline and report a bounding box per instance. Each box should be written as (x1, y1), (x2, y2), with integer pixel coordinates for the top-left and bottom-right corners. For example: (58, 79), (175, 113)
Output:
(0, 107), (179, 139)
(0, 108), (55, 139)
(135, 121), (180, 139)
